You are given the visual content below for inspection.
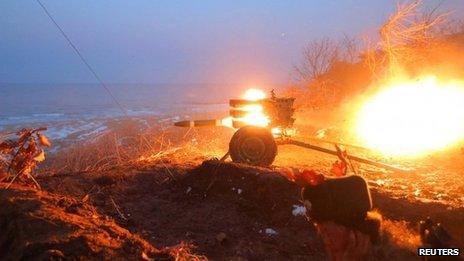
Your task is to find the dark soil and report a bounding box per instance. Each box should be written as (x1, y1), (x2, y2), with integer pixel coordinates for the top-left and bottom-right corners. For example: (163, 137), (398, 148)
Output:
(0, 184), (173, 260)
(34, 160), (326, 260)
(1, 159), (462, 260)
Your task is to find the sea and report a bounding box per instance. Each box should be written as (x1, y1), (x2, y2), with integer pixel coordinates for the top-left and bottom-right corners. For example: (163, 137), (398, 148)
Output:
(0, 83), (242, 143)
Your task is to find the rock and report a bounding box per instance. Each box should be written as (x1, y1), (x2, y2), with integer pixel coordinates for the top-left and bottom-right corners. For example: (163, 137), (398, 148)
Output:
(216, 232), (227, 243)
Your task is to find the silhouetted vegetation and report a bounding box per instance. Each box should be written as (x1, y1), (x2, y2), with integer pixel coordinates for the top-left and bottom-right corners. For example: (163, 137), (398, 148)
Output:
(292, 1), (464, 110)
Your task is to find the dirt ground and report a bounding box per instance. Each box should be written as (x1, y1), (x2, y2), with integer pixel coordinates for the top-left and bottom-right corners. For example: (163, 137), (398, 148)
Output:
(276, 142), (464, 249)
(0, 184), (176, 260)
(1, 124), (464, 260)
(30, 161), (326, 260)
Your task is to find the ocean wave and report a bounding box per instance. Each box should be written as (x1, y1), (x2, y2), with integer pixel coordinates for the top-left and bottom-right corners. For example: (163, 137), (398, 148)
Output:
(45, 121), (108, 141)
(0, 114), (68, 126)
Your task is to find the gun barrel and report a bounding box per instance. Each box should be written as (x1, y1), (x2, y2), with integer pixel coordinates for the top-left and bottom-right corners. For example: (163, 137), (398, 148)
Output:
(229, 99), (261, 108)
(174, 119), (222, 127)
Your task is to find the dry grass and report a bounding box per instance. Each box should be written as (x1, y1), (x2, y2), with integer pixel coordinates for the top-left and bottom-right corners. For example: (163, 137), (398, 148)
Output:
(165, 242), (207, 261)
(369, 218), (422, 260)
(381, 219), (421, 252)
(40, 119), (232, 176)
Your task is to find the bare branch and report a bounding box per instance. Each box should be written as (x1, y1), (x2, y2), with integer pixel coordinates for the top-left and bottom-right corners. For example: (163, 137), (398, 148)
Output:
(376, 0), (448, 76)
(295, 36), (360, 83)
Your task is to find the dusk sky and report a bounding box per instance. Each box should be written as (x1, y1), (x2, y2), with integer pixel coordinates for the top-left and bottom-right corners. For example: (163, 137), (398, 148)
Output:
(1, 1), (463, 85)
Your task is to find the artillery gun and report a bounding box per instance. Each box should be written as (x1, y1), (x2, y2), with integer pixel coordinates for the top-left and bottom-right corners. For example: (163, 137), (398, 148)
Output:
(174, 90), (409, 173)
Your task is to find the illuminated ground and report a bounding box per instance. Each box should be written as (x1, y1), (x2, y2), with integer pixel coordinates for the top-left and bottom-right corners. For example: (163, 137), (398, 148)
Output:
(1, 122), (463, 259)
(276, 142), (464, 248)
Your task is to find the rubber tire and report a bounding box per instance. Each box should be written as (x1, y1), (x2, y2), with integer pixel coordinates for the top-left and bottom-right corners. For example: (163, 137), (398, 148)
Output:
(229, 126), (277, 166)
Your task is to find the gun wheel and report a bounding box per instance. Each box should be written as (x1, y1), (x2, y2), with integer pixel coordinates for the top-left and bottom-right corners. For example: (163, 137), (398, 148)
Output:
(229, 126), (277, 166)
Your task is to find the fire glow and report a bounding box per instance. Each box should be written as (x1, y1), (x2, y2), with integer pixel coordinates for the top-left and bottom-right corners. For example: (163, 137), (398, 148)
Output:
(355, 75), (464, 156)
(242, 88), (267, 101)
(222, 88), (271, 128)
(238, 89), (270, 127)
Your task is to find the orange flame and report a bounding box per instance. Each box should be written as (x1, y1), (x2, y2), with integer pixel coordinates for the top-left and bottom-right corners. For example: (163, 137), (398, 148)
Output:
(355, 75), (464, 156)
(222, 88), (282, 136)
(226, 88), (270, 128)
(242, 88), (266, 101)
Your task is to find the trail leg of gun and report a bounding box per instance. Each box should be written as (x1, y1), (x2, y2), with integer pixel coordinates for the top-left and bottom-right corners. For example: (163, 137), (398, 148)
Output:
(282, 139), (412, 173)
(220, 151), (230, 162)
